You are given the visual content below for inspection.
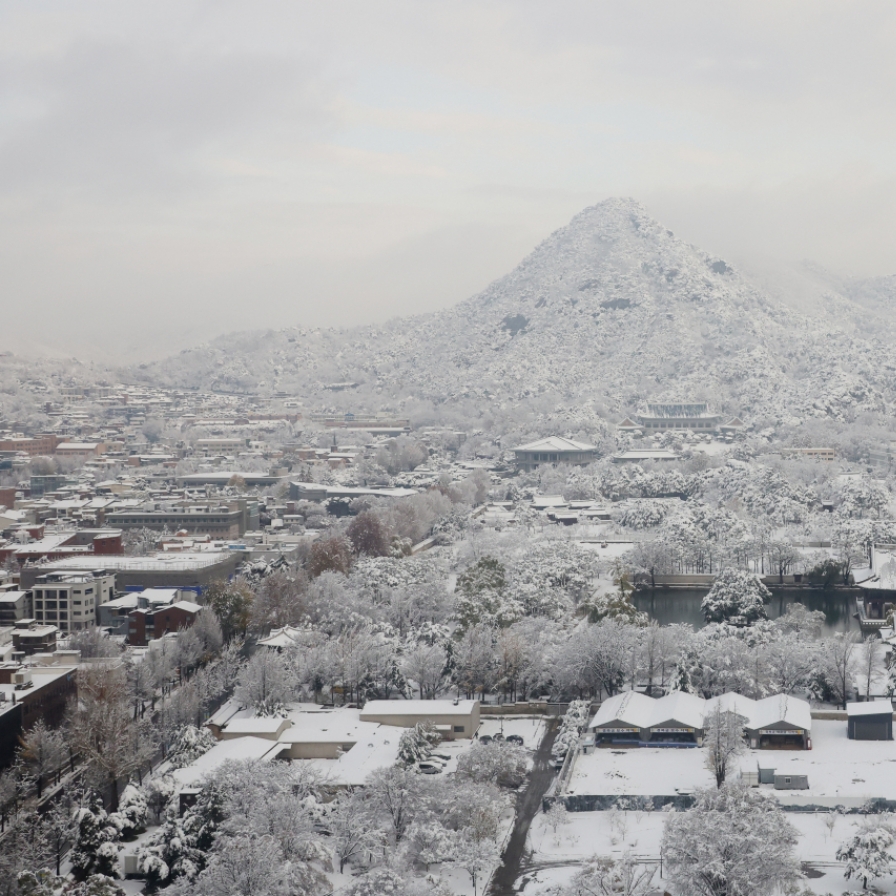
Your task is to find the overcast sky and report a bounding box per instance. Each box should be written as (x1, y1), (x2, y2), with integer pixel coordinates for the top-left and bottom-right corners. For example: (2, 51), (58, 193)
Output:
(2, 1), (896, 361)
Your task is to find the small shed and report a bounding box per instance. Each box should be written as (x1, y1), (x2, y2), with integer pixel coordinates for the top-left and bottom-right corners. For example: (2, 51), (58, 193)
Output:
(847, 701), (894, 741)
(774, 773), (809, 790)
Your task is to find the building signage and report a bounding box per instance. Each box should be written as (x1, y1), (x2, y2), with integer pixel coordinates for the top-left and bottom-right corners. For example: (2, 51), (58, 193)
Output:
(758, 729), (803, 735)
(652, 727), (694, 733)
(598, 727), (639, 734)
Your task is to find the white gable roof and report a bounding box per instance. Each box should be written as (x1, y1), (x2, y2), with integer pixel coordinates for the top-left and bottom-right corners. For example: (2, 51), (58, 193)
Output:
(650, 691), (706, 729)
(589, 691), (655, 729)
(705, 692), (756, 720)
(750, 694), (812, 732)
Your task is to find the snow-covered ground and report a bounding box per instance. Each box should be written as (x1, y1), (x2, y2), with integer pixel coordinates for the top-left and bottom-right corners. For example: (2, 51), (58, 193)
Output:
(522, 809), (886, 895)
(566, 721), (896, 805)
(566, 744), (714, 797)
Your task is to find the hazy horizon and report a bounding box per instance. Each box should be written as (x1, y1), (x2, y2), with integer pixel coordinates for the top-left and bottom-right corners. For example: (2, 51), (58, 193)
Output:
(3, 2), (896, 363)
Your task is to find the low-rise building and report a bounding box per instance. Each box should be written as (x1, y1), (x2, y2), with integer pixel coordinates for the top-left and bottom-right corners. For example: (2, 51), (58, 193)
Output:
(11, 621), (58, 656)
(589, 691), (812, 749)
(513, 437), (599, 472)
(360, 699), (480, 739)
(635, 403), (723, 432)
(0, 434), (59, 457)
(55, 442), (106, 458)
(128, 600), (202, 646)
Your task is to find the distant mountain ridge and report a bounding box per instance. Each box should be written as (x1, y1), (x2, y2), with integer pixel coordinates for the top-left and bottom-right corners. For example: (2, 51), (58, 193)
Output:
(132, 198), (896, 425)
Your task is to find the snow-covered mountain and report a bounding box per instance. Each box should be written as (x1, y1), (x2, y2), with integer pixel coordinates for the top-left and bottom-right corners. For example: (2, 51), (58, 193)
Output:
(133, 198), (896, 425)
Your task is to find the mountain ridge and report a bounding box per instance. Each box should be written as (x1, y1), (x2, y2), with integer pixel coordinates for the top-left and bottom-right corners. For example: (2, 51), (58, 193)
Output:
(131, 198), (896, 427)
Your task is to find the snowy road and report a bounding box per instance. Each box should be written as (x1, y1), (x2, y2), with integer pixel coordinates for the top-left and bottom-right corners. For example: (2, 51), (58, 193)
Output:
(488, 718), (559, 896)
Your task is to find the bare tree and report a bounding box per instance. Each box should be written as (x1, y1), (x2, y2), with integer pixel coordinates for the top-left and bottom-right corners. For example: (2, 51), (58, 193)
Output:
(65, 663), (157, 809)
(18, 719), (67, 799)
(703, 706), (748, 788)
(821, 632), (861, 709)
(401, 643), (448, 700)
(860, 635), (885, 699)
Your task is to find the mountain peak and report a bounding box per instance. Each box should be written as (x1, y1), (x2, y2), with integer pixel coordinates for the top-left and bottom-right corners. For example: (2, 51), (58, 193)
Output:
(134, 199), (892, 428)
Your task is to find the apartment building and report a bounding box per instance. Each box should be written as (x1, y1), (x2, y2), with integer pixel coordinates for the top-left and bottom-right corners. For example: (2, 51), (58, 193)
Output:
(30, 571), (115, 633)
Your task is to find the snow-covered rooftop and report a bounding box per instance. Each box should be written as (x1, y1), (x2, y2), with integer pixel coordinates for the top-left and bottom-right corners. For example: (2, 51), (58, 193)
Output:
(361, 699), (478, 718)
(589, 690), (812, 733)
(172, 736), (282, 786)
(846, 700), (895, 717)
(514, 437), (596, 452)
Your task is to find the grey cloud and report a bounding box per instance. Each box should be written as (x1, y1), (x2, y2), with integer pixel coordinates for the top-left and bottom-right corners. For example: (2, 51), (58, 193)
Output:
(0, 37), (337, 196)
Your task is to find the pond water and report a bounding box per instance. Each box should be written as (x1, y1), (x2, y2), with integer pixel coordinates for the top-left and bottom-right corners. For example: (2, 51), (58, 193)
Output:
(631, 587), (859, 635)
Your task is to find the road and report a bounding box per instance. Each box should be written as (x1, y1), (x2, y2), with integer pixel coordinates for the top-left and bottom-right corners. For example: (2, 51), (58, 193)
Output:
(488, 718), (559, 896)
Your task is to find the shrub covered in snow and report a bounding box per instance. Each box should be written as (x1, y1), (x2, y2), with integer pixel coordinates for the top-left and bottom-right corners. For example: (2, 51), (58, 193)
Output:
(701, 568), (771, 627)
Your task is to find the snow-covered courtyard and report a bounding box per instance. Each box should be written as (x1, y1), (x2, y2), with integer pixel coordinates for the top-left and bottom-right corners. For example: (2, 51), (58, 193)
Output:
(566, 720), (896, 806)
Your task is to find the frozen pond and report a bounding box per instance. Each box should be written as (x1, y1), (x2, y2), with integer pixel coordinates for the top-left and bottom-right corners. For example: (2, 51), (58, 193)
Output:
(631, 587), (859, 634)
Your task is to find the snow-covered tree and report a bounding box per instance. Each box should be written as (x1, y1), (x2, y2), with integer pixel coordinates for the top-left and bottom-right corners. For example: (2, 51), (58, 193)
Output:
(397, 721), (441, 767)
(65, 663), (157, 810)
(184, 832), (325, 896)
(323, 791), (383, 873)
(137, 802), (203, 889)
(701, 568), (771, 626)
(703, 706), (748, 788)
(69, 797), (121, 881)
(558, 853), (656, 896)
(814, 631), (861, 709)
(17, 870), (126, 896)
(110, 783), (148, 838)
(456, 741), (529, 789)
(552, 699), (591, 762)
(363, 766), (426, 845)
(17, 719), (66, 799)
(836, 824), (894, 890)
(401, 643), (449, 700)
(167, 725), (218, 769)
(447, 829), (500, 896)
(662, 785), (800, 896)
(234, 649), (297, 716)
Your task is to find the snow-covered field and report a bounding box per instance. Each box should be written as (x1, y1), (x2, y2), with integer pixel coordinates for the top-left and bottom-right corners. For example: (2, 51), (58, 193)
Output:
(522, 809), (884, 895)
(566, 721), (896, 805)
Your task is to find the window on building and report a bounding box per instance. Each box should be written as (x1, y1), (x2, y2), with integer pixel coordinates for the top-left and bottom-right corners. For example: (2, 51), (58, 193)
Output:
(453, 725), (465, 733)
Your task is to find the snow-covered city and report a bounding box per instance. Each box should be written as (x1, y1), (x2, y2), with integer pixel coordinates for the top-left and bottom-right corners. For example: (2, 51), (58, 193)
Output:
(3, 5), (896, 896)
